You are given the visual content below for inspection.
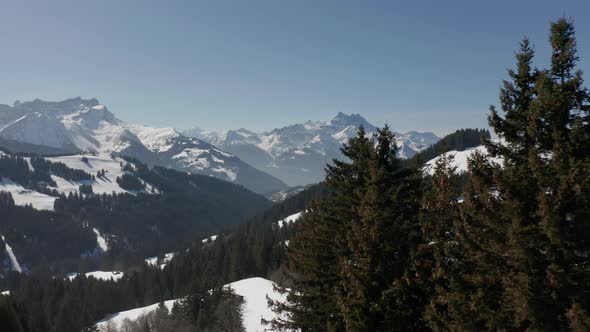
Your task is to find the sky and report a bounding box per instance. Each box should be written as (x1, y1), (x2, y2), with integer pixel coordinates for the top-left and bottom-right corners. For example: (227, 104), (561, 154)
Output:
(0, 0), (589, 136)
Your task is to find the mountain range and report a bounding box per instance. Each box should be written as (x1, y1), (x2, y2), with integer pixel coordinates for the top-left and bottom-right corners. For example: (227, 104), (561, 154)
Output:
(0, 98), (440, 190)
(183, 112), (440, 186)
(0, 98), (286, 193)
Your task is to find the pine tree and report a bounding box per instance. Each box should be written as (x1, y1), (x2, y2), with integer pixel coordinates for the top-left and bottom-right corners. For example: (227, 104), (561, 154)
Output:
(269, 126), (374, 331)
(487, 37), (548, 329)
(531, 18), (590, 327)
(459, 17), (590, 329)
(419, 152), (464, 331)
(336, 126), (424, 331)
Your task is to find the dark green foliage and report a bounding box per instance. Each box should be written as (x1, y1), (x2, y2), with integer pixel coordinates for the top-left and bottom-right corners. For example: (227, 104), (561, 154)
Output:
(115, 173), (144, 191)
(417, 153), (465, 331)
(0, 295), (24, 332)
(447, 18), (590, 330)
(30, 157), (93, 182)
(0, 204), (97, 271)
(79, 184), (93, 196)
(272, 126), (426, 331)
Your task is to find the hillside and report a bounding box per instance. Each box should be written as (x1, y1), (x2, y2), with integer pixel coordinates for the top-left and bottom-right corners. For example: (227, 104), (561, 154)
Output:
(0, 151), (272, 274)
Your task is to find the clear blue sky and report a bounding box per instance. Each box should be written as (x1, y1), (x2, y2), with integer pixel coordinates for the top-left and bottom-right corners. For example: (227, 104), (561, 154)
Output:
(1, 1), (589, 135)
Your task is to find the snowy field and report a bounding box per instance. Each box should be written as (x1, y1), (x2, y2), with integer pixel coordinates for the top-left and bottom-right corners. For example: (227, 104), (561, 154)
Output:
(0, 177), (56, 211)
(423, 146), (503, 175)
(95, 277), (286, 332)
(46, 154), (157, 195)
(0, 154), (158, 212)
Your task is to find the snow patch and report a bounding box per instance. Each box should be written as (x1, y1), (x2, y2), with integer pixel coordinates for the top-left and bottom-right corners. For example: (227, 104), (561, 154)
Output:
(93, 228), (109, 253)
(67, 271), (124, 282)
(201, 235), (218, 244)
(1, 235), (22, 273)
(423, 146), (503, 175)
(95, 277), (286, 332)
(0, 177), (56, 211)
(145, 252), (176, 270)
(277, 212), (303, 228)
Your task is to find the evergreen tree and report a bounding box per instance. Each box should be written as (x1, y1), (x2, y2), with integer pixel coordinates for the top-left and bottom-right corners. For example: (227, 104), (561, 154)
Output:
(271, 126), (426, 331)
(419, 152), (465, 330)
(459, 18), (590, 329)
(337, 126), (424, 331)
(532, 18), (590, 328)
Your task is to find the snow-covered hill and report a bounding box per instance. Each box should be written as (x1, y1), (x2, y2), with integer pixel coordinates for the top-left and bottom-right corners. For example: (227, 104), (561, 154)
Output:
(0, 98), (286, 193)
(0, 178), (56, 210)
(95, 277), (287, 332)
(185, 112), (439, 186)
(277, 211), (304, 228)
(0, 153), (156, 211)
(423, 146), (503, 175)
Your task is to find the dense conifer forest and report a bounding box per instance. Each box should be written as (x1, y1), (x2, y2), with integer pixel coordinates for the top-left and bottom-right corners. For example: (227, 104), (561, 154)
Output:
(269, 18), (590, 331)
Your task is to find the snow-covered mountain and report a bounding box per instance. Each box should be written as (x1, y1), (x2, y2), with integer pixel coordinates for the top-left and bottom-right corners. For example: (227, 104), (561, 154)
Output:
(184, 112), (440, 186)
(0, 98), (286, 193)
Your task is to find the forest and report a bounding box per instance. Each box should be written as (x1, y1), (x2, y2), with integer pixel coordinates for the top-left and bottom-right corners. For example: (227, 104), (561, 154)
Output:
(269, 18), (590, 331)
(0, 18), (588, 332)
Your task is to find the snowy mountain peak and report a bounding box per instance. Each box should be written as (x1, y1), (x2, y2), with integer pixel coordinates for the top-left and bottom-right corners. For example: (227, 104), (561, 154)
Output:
(186, 112), (440, 186)
(0, 98), (287, 193)
(329, 112), (375, 131)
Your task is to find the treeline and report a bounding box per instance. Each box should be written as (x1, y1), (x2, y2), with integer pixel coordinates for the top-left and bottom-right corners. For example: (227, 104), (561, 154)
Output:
(270, 19), (590, 331)
(0, 265), (245, 332)
(0, 154), (93, 188)
(407, 128), (490, 165)
(0, 198), (97, 272)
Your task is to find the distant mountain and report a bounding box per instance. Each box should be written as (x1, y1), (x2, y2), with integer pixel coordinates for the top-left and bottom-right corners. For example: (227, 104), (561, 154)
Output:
(184, 112), (440, 186)
(0, 98), (287, 193)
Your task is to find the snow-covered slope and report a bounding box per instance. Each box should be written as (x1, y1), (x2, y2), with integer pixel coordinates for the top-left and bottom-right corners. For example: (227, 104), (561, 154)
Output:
(0, 153), (157, 211)
(230, 277), (287, 332)
(277, 211), (304, 228)
(0, 98), (286, 193)
(185, 112), (439, 186)
(0, 178), (56, 210)
(423, 146), (503, 175)
(95, 277), (286, 332)
(1, 235), (23, 273)
(46, 154), (158, 195)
